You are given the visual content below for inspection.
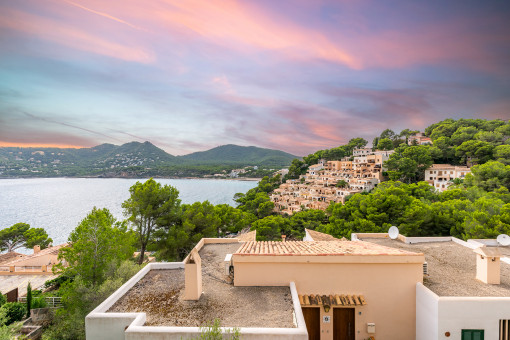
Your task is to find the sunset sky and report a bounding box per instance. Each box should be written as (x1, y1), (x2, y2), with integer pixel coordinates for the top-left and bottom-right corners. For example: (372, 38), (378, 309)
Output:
(1, 0), (509, 156)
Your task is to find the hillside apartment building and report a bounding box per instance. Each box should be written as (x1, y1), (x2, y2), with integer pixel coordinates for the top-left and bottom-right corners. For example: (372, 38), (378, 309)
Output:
(408, 133), (433, 145)
(86, 229), (510, 340)
(270, 148), (394, 214)
(425, 164), (471, 192)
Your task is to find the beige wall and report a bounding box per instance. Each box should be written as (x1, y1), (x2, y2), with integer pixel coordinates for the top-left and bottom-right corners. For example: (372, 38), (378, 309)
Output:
(233, 256), (423, 340)
(11, 254), (58, 267)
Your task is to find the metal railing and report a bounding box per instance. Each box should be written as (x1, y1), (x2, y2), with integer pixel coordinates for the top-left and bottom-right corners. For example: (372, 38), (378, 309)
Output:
(18, 296), (62, 307)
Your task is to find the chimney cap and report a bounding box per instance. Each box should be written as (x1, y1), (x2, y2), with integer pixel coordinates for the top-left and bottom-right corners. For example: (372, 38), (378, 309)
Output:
(474, 246), (501, 258)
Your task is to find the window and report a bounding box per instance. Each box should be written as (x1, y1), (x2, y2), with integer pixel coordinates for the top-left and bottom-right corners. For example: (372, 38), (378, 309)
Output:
(501, 320), (509, 340)
(462, 329), (484, 340)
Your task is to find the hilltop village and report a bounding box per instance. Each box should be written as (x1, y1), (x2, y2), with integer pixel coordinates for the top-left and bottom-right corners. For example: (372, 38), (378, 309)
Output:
(271, 137), (471, 215)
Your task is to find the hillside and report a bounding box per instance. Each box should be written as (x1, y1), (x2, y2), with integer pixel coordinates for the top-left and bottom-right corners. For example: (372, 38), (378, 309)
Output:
(0, 142), (296, 178)
(180, 144), (298, 166)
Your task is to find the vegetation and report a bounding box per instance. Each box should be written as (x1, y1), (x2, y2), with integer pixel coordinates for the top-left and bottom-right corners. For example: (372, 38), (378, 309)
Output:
(193, 319), (240, 340)
(26, 283), (32, 318)
(0, 223), (52, 252)
(44, 208), (143, 340)
(0, 303), (26, 325)
(0, 142), (297, 178)
(122, 179), (181, 264)
(56, 207), (136, 285)
(6, 117), (506, 339)
(0, 307), (23, 340)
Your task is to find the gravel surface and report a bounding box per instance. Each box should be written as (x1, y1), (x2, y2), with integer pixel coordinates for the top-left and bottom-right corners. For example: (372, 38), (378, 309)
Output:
(108, 243), (295, 327)
(364, 239), (510, 297)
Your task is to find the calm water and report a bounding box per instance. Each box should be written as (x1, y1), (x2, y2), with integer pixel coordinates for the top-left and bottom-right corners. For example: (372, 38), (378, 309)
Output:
(0, 178), (257, 247)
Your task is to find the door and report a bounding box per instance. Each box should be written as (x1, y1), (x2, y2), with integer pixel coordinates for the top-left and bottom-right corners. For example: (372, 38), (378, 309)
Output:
(334, 308), (355, 340)
(302, 307), (320, 340)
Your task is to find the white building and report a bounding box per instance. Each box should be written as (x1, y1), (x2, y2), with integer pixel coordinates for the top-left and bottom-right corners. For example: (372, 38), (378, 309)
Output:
(425, 164), (471, 192)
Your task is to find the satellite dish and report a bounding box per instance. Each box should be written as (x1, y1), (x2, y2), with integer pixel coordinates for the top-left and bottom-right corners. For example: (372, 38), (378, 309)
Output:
(497, 234), (510, 246)
(388, 226), (399, 240)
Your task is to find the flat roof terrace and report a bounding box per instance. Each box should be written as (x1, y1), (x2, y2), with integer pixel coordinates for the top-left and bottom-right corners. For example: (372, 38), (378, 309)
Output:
(362, 238), (510, 297)
(108, 243), (295, 328)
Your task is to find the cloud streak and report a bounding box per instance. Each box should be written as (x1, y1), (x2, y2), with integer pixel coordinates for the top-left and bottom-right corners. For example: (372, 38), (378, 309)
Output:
(60, 0), (146, 31)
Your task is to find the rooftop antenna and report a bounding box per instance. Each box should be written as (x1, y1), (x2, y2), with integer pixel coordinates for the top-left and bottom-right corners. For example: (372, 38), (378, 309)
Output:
(388, 226), (399, 240)
(497, 234), (510, 246)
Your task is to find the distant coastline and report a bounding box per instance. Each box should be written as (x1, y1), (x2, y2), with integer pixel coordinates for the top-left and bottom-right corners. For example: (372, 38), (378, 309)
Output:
(0, 176), (262, 182)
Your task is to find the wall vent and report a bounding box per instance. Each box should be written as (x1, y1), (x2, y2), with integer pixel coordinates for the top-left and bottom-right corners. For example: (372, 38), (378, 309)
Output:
(423, 262), (428, 276)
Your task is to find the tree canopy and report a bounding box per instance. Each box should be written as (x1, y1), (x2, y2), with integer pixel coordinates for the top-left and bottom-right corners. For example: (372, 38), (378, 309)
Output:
(57, 207), (136, 286)
(122, 178), (181, 264)
(0, 223), (52, 252)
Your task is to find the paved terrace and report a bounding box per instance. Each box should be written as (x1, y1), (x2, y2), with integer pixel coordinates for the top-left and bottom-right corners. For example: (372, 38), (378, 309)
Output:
(362, 238), (510, 297)
(108, 243), (295, 328)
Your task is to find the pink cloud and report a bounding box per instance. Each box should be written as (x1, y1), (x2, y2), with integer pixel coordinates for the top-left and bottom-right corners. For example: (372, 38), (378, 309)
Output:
(0, 6), (154, 63)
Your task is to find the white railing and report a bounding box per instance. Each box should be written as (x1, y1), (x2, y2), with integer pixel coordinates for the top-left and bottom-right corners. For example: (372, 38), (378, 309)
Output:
(18, 296), (62, 307)
(15, 266), (43, 272)
(0, 266), (10, 272)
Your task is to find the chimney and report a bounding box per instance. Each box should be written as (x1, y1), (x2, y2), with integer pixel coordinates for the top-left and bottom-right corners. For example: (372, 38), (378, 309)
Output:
(184, 249), (202, 300)
(33, 245), (40, 254)
(474, 246), (501, 284)
(282, 235), (287, 242)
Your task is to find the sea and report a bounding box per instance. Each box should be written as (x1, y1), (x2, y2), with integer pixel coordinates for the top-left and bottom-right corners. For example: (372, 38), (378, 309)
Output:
(0, 178), (258, 248)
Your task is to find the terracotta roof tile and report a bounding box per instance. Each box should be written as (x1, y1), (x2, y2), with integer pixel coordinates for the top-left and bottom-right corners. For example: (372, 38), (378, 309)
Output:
(235, 241), (420, 256)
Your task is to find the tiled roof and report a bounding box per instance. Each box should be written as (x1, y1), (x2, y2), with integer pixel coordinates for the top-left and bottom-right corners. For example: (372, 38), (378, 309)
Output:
(0, 252), (25, 265)
(235, 240), (421, 256)
(4, 243), (68, 265)
(305, 229), (339, 241)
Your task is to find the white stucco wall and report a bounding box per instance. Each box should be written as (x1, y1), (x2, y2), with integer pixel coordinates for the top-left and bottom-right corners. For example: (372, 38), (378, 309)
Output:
(416, 283), (438, 340)
(438, 297), (510, 340)
(416, 283), (510, 340)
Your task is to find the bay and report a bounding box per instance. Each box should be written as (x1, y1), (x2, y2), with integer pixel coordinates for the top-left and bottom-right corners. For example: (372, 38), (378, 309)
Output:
(0, 178), (258, 248)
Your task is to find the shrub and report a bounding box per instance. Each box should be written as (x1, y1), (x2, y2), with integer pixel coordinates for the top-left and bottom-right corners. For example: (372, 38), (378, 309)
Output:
(0, 295), (6, 308)
(31, 297), (47, 309)
(195, 319), (240, 340)
(0, 302), (26, 325)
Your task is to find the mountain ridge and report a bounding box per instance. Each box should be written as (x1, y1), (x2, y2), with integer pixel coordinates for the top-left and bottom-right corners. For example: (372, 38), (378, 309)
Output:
(0, 141), (298, 178)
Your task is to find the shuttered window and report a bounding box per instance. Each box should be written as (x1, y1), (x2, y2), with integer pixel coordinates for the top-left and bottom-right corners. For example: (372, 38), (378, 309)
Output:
(461, 329), (484, 340)
(501, 320), (510, 340)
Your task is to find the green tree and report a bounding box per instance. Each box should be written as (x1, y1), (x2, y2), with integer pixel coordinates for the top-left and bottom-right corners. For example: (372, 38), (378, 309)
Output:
(455, 140), (494, 166)
(335, 180), (349, 188)
(475, 131), (504, 144)
(252, 216), (286, 241)
(450, 126), (478, 146)
(494, 145), (510, 165)
(377, 138), (393, 150)
(0, 223), (52, 252)
(385, 145), (433, 183)
(57, 207), (136, 286)
(26, 282), (32, 318)
(122, 178), (181, 265)
(214, 204), (256, 235)
(464, 161), (510, 191)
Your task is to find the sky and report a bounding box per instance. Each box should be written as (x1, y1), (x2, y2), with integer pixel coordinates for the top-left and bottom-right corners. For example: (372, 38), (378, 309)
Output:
(0, 0), (509, 156)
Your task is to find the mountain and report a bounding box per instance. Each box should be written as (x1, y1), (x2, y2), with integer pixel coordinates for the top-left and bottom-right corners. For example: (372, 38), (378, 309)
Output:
(0, 142), (297, 178)
(89, 141), (177, 168)
(179, 144), (298, 166)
